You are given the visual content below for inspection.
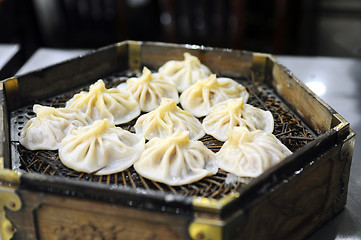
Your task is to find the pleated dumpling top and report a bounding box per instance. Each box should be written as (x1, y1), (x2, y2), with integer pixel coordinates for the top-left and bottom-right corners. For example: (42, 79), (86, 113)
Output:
(216, 127), (292, 177)
(180, 74), (249, 117)
(20, 104), (90, 150)
(121, 67), (179, 112)
(134, 131), (217, 186)
(202, 98), (274, 141)
(66, 79), (140, 124)
(134, 98), (205, 140)
(158, 52), (212, 92)
(59, 119), (145, 175)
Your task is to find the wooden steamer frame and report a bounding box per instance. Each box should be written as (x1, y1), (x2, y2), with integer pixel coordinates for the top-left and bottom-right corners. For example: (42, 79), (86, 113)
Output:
(0, 41), (355, 240)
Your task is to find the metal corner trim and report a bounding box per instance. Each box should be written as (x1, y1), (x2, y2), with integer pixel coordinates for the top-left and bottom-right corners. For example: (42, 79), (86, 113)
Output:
(0, 169), (21, 187)
(332, 114), (350, 140)
(188, 218), (223, 240)
(332, 113), (348, 129)
(2, 77), (20, 111)
(252, 53), (274, 83)
(3, 77), (19, 96)
(192, 192), (240, 214)
(127, 41), (142, 69)
(190, 192), (242, 239)
(0, 169), (21, 240)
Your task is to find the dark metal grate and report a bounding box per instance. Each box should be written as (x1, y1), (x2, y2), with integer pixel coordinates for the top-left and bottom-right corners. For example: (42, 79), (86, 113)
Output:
(11, 70), (316, 199)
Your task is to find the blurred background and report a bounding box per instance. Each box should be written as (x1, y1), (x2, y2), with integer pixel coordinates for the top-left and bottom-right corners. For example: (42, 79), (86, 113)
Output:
(0, 0), (360, 68)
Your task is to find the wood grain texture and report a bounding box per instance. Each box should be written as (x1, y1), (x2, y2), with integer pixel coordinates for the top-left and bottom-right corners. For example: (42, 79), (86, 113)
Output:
(8, 190), (191, 240)
(271, 63), (333, 134)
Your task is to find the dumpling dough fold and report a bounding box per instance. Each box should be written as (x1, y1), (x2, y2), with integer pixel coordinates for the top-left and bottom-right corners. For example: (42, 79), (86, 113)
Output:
(134, 98), (205, 140)
(134, 131), (218, 185)
(180, 74), (249, 117)
(59, 119), (145, 175)
(66, 79), (140, 124)
(158, 52), (212, 92)
(202, 99), (274, 141)
(120, 67), (179, 112)
(216, 127), (292, 177)
(20, 104), (90, 150)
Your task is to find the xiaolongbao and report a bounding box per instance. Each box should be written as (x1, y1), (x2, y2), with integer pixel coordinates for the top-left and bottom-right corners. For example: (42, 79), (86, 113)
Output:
(158, 52), (212, 92)
(20, 104), (90, 150)
(134, 131), (217, 185)
(202, 99), (274, 141)
(180, 74), (249, 117)
(134, 98), (205, 140)
(59, 119), (145, 175)
(120, 67), (179, 112)
(66, 79), (140, 124)
(216, 127), (292, 177)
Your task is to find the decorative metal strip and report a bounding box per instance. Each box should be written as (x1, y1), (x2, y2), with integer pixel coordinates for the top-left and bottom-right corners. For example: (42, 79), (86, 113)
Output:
(0, 169), (21, 240)
(189, 217), (223, 240)
(3, 77), (20, 111)
(127, 41), (142, 69)
(252, 53), (273, 84)
(332, 113), (350, 140)
(192, 192), (240, 214)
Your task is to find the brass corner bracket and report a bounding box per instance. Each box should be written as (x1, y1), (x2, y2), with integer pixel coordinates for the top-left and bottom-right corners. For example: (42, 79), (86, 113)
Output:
(0, 169), (21, 240)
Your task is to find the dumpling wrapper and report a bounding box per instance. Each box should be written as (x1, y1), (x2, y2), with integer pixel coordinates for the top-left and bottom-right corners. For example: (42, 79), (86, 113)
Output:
(20, 104), (90, 150)
(134, 98), (205, 140)
(216, 127), (292, 177)
(158, 52), (212, 92)
(66, 79), (140, 124)
(202, 99), (274, 141)
(120, 67), (179, 112)
(134, 131), (218, 186)
(180, 74), (249, 117)
(59, 119), (145, 175)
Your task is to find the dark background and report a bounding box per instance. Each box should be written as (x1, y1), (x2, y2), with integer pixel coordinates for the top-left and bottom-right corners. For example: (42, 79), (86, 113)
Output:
(1, 0), (360, 67)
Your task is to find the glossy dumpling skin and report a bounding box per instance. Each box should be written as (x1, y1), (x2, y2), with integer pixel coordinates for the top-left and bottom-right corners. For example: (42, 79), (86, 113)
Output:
(59, 119), (145, 175)
(216, 127), (292, 177)
(134, 131), (218, 186)
(158, 52), (212, 92)
(66, 79), (140, 124)
(121, 67), (179, 112)
(180, 74), (249, 117)
(134, 98), (205, 140)
(20, 104), (90, 150)
(202, 99), (274, 141)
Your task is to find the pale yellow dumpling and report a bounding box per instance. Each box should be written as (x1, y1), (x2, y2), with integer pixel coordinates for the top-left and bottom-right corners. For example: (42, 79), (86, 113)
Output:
(134, 131), (218, 186)
(158, 52), (212, 92)
(59, 119), (145, 175)
(134, 98), (205, 140)
(20, 104), (90, 150)
(66, 79), (140, 124)
(216, 127), (292, 177)
(202, 99), (274, 141)
(121, 67), (179, 112)
(180, 74), (249, 117)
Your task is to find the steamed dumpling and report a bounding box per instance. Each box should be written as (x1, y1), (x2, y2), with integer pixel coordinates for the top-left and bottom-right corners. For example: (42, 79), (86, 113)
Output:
(158, 52), (212, 92)
(59, 119), (145, 175)
(20, 104), (90, 150)
(202, 99), (274, 141)
(180, 74), (249, 117)
(134, 131), (218, 185)
(134, 98), (205, 140)
(216, 127), (292, 177)
(120, 67), (179, 112)
(66, 79), (140, 124)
